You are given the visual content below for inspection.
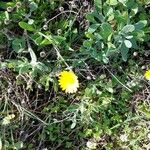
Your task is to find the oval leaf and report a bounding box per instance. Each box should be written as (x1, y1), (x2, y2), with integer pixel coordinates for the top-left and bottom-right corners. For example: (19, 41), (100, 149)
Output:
(122, 25), (135, 33)
(19, 22), (35, 31)
(124, 40), (132, 48)
(106, 0), (118, 5)
(120, 43), (129, 61)
(134, 20), (147, 30)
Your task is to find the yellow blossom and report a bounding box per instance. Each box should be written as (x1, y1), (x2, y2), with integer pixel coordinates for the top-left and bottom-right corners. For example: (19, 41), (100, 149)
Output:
(58, 70), (79, 93)
(144, 69), (150, 80)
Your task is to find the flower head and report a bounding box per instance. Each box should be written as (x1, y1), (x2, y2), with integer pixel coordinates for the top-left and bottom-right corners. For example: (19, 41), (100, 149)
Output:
(58, 70), (79, 93)
(144, 69), (150, 80)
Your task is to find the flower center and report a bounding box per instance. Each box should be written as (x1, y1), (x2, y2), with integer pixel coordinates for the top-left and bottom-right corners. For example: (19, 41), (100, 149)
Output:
(68, 75), (76, 84)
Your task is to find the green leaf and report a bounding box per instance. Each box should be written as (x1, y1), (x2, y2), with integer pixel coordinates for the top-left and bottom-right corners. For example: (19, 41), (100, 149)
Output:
(94, 0), (102, 11)
(71, 115), (77, 129)
(107, 87), (113, 93)
(94, 33), (103, 40)
(92, 11), (105, 22)
(106, 0), (118, 5)
(39, 74), (52, 91)
(18, 63), (32, 74)
(65, 142), (72, 148)
(19, 22), (35, 31)
(120, 43), (129, 61)
(135, 30), (145, 41)
(34, 36), (43, 45)
(0, 2), (7, 9)
(12, 141), (24, 149)
(85, 32), (94, 39)
(121, 25), (135, 33)
(106, 42), (116, 56)
(88, 24), (100, 33)
(83, 40), (92, 47)
(29, 2), (38, 12)
(36, 62), (48, 72)
(40, 38), (53, 45)
(86, 13), (96, 23)
(125, 35), (133, 39)
(124, 39), (132, 48)
(106, 7), (113, 16)
(130, 38), (138, 49)
(53, 35), (66, 44)
(131, 3), (138, 15)
(115, 35), (123, 43)
(5, 11), (9, 19)
(12, 38), (25, 53)
(71, 121), (76, 129)
(134, 20), (147, 30)
(101, 22), (113, 40)
(102, 52), (109, 64)
(90, 48), (102, 61)
(118, 0), (127, 4)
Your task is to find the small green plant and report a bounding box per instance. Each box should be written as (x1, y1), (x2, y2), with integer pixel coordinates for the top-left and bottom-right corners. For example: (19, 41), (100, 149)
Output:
(0, 0), (150, 149)
(81, 0), (148, 63)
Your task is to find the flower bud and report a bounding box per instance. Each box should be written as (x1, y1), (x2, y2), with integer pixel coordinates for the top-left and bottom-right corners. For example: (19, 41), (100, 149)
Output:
(59, 7), (64, 12)
(40, 51), (46, 58)
(7, 88), (13, 94)
(38, 84), (42, 89)
(69, 1), (77, 9)
(133, 52), (138, 57)
(7, 7), (13, 12)
(43, 24), (48, 30)
(83, 1), (88, 7)
(16, 2), (22, 8)
(57, 29), (62, 35)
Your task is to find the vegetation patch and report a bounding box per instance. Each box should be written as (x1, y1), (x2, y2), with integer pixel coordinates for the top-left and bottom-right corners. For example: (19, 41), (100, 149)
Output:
(0, 0), (150, 149)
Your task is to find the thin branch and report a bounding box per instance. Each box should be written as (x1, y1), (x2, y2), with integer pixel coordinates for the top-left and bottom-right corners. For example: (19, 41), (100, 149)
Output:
(104, 66), (133, 92)
(45, 10), (78, 24)
(24, 30), (37, 63)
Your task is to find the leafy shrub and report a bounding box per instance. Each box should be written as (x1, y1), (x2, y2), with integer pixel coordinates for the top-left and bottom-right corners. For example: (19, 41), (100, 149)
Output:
(0, 0), (150, 149)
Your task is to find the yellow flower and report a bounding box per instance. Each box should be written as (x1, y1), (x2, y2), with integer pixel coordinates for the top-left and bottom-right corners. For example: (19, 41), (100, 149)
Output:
(144, 69), (150, 80)
(58, 70), (79, 93)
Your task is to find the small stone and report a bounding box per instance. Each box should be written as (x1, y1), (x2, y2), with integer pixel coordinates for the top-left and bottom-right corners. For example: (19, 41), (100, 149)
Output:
(133, 52), (138, 57)
(141, 65), (146, 70)
(86, 76), (91, 80)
